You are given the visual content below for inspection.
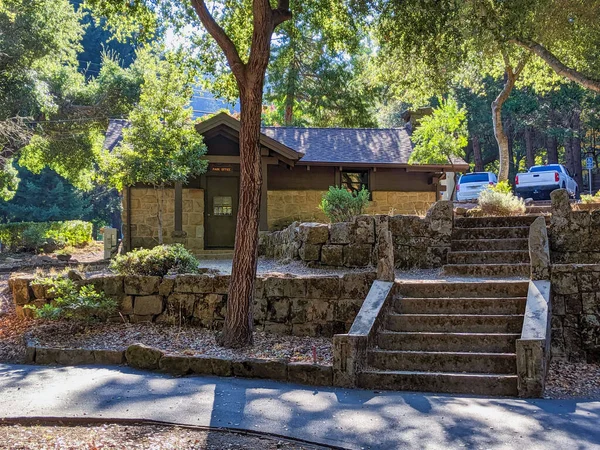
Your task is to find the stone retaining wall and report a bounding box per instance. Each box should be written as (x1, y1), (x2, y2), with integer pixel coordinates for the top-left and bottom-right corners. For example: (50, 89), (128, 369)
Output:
(550, 190), (600, 263)
(259, 201), (453, 270)
(390, 201), (453, 268)
(259, 215), (379, 268)
(10, 271), (375, 338)
(26, 343), (333, 386)
(550, 264), (600, 362)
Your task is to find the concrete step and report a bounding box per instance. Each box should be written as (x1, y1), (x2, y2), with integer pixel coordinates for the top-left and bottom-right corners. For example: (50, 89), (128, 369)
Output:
(447, 250), (530, 265)
(368, 350), (517, 374)
(395, 281), (529, 298)
(455, 216), (538, 228)
(377, 331), (520, 353)
(443, 263), (530, 278)
(196, 250), (234, 260)
(358, 370), (518, 396)
(452, 226), (530, 240)
(386, 313), (524, 333)
(394, 297), (527, 315)
(451, 238), (529, 252)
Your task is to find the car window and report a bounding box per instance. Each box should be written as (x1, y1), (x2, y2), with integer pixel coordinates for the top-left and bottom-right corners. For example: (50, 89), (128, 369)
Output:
(530, 165), (562, 173)
(459, 173), (489, 183)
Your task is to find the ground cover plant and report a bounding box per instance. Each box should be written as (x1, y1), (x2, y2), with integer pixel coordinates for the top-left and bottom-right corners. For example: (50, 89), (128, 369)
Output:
(0, 221), (92, 253)
(26, 271), (117, 322)
(319, 186), (370, 223)
(581, 191), (600, 204)
(109, 244), (199, 277)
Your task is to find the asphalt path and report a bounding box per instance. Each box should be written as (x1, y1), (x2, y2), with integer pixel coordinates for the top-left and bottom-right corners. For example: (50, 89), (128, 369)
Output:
(0, 363), (599, 449)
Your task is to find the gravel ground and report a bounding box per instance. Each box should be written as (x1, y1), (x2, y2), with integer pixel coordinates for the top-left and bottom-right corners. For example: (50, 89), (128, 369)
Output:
(23, 321), (334, 365)
(0, 424), (325, 449)
(545, 360), (600, 399)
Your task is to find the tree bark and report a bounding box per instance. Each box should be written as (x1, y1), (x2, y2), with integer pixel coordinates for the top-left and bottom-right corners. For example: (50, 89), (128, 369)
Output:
(572, 111), (584, 188)
(492, 72), (516, 181)
(525, 127), (535, 168)
(547, 135), (558, 164)
(472, 135), (484, 172)
(192, 0), (291, 348)
(511, 39), (600, 93)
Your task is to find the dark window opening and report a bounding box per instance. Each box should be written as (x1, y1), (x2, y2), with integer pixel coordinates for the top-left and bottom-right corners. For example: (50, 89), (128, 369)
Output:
(341, 171), (369, 193)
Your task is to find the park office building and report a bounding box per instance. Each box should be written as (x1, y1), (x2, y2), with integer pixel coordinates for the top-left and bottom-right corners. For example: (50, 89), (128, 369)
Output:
(105, 113), (467, 252)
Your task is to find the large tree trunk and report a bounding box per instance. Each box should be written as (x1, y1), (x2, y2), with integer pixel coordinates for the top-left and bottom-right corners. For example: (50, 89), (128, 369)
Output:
(221, 90), (263, 347)
(492, 70), (517, 181)
(525, 127), (535, 168)
(572, 111), (584, 188)
(547, 135), (559, 164)
(472, 136), (484, 172)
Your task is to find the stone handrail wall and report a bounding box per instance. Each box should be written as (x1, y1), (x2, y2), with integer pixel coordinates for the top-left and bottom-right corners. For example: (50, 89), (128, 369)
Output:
(332, 280), (395, 387)
(516, 280), (552, 397)
(529, 216), (551, 280)
(10, 271), (376, 338)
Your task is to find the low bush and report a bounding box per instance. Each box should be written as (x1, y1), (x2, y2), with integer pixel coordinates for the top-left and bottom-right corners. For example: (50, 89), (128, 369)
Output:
(26, 276), (118, 322)
(581, 191), (600, 204)
(489, 180), (513, 194)
(478, 187), (526, 216)
(0, 220), (93, 252)
(109, 244), (199, 276)
(319, 186), (370, 223)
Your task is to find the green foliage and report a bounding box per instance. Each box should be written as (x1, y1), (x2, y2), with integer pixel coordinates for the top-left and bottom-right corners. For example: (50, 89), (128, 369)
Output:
(409, 98), (468, 165)
(0, 221), (92, 252)
(0, 165), (92, 222)
(26, 277), (117, 322)
(478, 189), (526, 217)
(489, 181), (513, 194)
(100, 50), (207, 190)
(319, 186), (371, 223)
(581, 191), (600, 204)
(109, 244), (199, 277)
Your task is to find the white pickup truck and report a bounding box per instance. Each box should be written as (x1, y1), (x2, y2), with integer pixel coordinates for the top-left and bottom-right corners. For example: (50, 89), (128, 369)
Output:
(515, 164), (579, 200)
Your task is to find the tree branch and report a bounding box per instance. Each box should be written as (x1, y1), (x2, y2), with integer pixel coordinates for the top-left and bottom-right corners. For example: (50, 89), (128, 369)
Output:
(190, 0), (247, 83)
(511, 38), (600, 93)
(273, 0), (292, 26)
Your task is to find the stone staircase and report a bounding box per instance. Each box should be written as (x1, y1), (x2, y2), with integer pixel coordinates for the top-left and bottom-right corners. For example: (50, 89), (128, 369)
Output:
(359, 280), (529, 396)
(443, 216), (539, 278)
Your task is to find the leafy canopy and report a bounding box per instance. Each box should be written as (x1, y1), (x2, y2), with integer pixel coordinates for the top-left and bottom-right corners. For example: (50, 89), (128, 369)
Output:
(101, 50), (207, 189)
(409, 98), (468, 166)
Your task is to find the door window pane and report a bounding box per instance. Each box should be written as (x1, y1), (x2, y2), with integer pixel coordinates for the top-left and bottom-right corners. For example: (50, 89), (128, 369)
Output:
(214, 196), (233, 216)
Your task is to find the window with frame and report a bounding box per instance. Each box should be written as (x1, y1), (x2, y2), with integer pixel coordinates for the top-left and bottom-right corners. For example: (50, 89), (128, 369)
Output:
(341, 170), (369, 193)
(213, 196), (233, 216)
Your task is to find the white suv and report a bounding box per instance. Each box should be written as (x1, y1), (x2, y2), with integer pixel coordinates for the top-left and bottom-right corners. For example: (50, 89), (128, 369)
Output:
(456, 172), (497, 201)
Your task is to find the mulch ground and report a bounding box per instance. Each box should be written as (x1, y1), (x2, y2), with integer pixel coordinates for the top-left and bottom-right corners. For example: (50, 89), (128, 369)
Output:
(0, 424), (326, 449)
(544, 360), (600, 399)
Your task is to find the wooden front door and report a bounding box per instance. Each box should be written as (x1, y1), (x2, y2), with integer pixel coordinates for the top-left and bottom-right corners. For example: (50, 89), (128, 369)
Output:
(205, 176), (239, 248)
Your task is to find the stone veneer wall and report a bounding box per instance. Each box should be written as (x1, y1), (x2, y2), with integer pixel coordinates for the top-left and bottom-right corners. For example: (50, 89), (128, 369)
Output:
(266, 190), (437, 231)
(550, 264), (600, 362)
(267, 190), (327, 230)
(10, 272), (375, 338)
(389, 201), (453, 268)
(367, 191), (437, 216)
(123, 188), (205, 252)
(549, 189), (600, 263)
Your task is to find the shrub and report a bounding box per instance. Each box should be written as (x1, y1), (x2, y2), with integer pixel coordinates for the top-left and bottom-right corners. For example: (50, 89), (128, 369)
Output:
(319, 186), (371, 223)
(581, 191), (600, 204)
(0, 220), (93, 252)
(489, 180), (513, 194)
(109, 244), (199, 276)
(478, 188), (526, 216)
(26, 277), (118, 322)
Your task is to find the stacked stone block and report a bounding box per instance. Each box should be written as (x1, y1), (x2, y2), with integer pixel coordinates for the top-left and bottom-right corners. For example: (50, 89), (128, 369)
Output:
(10, 271), (376, 338)
(390, 200), (453, 268)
